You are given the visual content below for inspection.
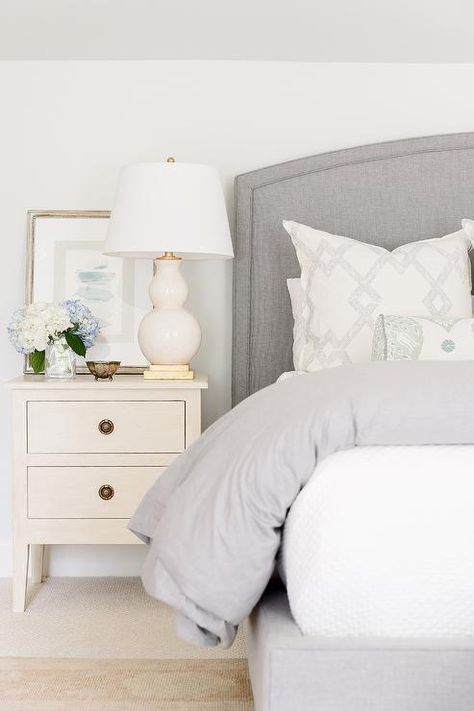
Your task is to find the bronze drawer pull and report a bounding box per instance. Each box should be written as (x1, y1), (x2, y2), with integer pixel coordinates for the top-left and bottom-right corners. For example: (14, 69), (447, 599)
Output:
(98, 419), (114, 435)
(98, 484), (115, 501)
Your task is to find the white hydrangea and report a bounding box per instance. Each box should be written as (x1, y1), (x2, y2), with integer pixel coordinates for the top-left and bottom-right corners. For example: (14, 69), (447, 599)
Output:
(7, 302), (73, 354)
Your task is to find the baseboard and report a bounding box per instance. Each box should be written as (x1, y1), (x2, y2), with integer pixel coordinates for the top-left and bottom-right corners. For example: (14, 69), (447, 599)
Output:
(0, 541), (147, 577)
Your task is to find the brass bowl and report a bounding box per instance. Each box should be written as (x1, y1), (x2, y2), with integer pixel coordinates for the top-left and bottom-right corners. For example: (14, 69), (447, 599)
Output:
(86, 361), (121, 380)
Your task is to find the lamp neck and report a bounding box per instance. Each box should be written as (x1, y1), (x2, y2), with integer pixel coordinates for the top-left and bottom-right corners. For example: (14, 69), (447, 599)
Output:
(157, 251), (181, 261)
(150, 253), (188, 308)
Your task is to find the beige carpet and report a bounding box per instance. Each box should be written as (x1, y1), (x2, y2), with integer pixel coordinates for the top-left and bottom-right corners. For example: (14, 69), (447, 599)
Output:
(0, 658), (253, 711)
(0, 577), (253, 710)
(0, 577), (246, 658)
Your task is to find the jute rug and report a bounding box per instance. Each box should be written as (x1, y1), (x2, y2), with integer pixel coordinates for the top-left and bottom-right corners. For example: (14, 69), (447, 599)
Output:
(0, 578), (253, 710)
(0, 658), (253, 711)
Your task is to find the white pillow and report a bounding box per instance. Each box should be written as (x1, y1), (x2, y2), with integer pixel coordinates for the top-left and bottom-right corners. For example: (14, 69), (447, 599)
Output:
(284, 220), (473, 371)
(373, 314), (474, 361)
(287, 278), (305, 370)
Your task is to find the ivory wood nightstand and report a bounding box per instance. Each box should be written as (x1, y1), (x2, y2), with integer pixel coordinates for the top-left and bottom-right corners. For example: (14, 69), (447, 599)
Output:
(6, 374), (208, 612)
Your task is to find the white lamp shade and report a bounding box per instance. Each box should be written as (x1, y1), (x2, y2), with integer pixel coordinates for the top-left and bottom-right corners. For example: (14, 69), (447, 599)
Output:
(104, 161), (234, 260)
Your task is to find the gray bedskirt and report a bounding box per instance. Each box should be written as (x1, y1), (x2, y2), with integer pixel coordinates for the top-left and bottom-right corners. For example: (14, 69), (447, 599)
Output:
(246, 585), (474, 711)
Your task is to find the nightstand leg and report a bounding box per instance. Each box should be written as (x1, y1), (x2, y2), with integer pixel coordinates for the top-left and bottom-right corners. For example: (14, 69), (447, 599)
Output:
(12, 541), (29, 612)
(29, 544), (44, 584)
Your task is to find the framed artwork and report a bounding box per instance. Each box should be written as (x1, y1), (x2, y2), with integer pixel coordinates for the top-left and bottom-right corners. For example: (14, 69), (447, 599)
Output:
(25, 210), (151, 374)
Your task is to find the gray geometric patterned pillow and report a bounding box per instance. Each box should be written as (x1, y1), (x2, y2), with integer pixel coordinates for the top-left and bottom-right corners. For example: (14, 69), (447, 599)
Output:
(284, 220), (473, 371)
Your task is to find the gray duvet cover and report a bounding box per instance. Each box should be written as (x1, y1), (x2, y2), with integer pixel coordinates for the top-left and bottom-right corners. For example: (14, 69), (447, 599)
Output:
(129, 361), (474, 647)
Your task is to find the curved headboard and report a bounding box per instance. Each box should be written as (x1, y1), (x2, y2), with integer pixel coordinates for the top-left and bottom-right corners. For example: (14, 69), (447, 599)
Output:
(232, 132), (474, 405)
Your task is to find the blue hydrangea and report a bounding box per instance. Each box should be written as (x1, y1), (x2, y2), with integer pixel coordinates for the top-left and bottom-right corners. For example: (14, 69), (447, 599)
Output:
(7, 309), (30, 354)
(61, 299), (101, 349)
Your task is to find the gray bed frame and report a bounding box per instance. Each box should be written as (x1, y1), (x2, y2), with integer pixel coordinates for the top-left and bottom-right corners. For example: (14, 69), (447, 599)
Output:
(234, 133), (474, 710)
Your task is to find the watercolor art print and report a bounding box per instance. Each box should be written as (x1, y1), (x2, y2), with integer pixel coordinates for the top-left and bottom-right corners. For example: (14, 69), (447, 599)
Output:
(26, 211), (151, 373)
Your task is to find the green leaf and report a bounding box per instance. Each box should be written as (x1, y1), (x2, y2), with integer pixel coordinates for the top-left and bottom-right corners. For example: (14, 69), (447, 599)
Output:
(65, 331), (86, 357)
(30, 349), (45, 373)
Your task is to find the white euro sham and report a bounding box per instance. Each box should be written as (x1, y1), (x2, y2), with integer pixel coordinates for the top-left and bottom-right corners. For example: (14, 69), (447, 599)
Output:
(287, 278), (305, 371)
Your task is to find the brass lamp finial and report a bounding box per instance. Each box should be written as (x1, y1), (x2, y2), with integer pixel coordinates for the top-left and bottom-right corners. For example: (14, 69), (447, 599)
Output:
(166, 156), (176, 163)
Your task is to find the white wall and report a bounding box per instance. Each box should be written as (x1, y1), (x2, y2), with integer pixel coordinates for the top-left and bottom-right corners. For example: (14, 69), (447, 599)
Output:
(1, 61), (474, 576)
(2, 0), (473, 62)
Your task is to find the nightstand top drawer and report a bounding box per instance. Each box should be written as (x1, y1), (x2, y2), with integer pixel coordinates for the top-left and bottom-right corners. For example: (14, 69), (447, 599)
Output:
(27, 400), (185, 454)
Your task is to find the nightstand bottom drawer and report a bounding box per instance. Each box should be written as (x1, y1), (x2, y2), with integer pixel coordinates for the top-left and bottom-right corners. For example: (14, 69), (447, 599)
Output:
(27, 466), (164, 519)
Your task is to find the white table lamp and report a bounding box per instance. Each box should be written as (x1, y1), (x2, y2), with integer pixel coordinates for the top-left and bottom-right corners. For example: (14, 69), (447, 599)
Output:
(104, 159), (233, 379)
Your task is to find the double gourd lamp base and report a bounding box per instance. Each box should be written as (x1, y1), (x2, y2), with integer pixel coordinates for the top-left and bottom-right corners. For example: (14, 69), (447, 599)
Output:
(103, 158), (233, 379)
(140, 251), (200, 380)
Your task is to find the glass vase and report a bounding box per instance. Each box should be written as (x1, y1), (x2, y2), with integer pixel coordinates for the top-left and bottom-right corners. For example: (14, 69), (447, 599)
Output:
(45, 337), (76, 379)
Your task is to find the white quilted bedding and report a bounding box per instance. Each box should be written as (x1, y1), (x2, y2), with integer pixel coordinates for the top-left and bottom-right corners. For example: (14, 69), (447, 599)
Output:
(281, 445), (474, 638)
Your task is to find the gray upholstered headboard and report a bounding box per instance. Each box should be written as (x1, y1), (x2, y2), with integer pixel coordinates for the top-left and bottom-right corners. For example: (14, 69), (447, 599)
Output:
(232, 132), (474, 405)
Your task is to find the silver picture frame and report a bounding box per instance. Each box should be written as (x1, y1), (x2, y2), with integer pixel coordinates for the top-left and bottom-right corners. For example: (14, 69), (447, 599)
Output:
(25, 210), (149, 375)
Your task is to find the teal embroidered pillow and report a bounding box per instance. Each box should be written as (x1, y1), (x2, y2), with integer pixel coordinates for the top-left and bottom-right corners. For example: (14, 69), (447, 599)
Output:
(372, 315), (474, 361)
